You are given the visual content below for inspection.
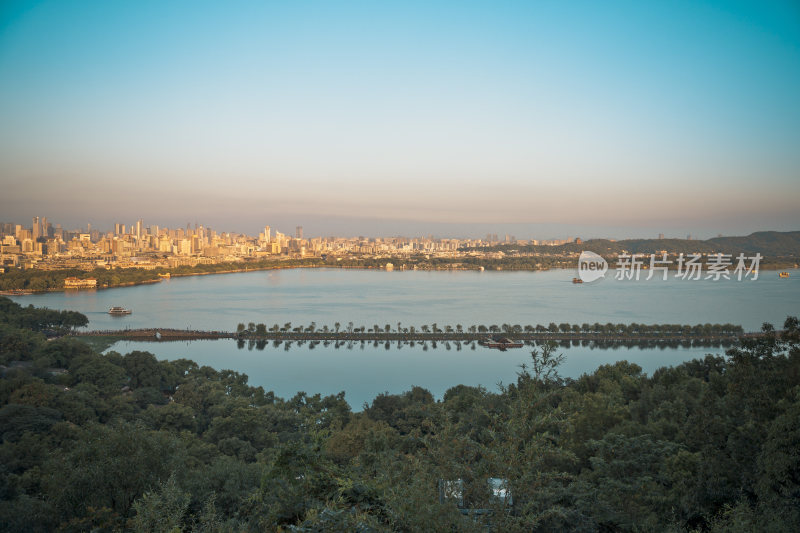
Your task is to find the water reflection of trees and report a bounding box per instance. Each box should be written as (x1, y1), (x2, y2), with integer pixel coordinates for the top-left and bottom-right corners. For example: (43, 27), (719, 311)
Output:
(523, 339), (734, 350)
(235, 338), (733, 351)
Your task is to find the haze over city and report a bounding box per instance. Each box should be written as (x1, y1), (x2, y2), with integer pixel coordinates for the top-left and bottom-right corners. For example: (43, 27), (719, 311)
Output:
(1, 1), (799, 238)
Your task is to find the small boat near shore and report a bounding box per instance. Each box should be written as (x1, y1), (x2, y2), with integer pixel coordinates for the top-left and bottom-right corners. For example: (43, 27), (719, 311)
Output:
(779, 272), (790, 278)
(108, 306), (132, 315)
(572, 277), (584, 284)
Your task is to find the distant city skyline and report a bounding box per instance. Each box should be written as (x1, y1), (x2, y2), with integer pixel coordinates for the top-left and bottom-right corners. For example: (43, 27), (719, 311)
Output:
(2, 213), (794, 242)
(1, 1), (799, 236)
(5, 211), (794, 284)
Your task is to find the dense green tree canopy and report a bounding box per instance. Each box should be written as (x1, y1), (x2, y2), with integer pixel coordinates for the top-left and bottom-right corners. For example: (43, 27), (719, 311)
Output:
(1, 299), (799, 531)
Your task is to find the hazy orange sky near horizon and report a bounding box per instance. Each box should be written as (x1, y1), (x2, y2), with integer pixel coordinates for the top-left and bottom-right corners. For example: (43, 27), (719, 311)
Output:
(1, 1), (799, 238)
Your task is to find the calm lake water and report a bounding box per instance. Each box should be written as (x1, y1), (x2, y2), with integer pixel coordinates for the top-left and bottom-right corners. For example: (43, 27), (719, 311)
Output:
(10, 268), (799, 408)
(108, 339), (722, 409)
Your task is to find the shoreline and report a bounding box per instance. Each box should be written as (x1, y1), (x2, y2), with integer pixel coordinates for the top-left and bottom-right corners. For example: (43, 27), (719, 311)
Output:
(2, 263), (796, 296)
(0, 263), (327, 295)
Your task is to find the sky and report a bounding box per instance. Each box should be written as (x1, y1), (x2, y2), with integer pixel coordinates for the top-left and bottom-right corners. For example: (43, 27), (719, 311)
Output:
(1, 0), (799, 239)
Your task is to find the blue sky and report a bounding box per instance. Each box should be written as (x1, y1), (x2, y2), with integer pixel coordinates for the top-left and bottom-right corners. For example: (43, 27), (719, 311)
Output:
(1, 0), (798, 238)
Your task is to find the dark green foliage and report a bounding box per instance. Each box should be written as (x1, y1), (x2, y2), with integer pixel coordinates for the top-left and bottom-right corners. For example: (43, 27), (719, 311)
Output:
(0, 323), (44, 364)
(0, 403), (62, 442)
(2, 301), (800, 531)
(43, 421), (187, 519)
(0, 296), (87, 332)
(755, 388), (800, 527)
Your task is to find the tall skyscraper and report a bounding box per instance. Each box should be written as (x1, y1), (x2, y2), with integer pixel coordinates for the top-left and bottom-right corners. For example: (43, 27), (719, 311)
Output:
(264, 226), (271, 242)
(296, 226), (303, 239)
(32, 217), (40, 239)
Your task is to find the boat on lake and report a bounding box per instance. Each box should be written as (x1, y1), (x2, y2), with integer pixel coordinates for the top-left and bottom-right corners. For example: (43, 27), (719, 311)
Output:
(479, 336), (523, 350)
(108, 306), (132, 315)
(779, 272), (790, 278)
(572, 277), (584, 284)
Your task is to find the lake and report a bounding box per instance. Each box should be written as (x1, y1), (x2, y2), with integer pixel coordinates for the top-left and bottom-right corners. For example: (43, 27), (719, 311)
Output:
(106, 338), (724, 409)
(9, 268), (799, 408)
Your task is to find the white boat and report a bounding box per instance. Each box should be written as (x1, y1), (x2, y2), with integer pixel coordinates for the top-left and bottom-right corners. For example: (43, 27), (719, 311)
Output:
(108, 306), (132, 315)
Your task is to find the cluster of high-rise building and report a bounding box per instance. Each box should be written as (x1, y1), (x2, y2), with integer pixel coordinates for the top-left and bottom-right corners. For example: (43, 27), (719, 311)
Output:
(1, 216), (546, 272)
(483, 233), (577, 246)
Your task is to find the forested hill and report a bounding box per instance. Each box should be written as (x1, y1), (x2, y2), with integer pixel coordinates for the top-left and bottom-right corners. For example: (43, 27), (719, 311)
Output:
(616, 230), (800, 256)
(1, 296), (800, 531)
(708, 230), (800, 255)
(472, 230), (800, 257)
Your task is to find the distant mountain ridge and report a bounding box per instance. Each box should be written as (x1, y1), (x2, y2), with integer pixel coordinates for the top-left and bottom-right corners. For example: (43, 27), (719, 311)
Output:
(489, 231), (800, 257)
(708, 231), (800, 255)
(579, 231), (800, 256)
